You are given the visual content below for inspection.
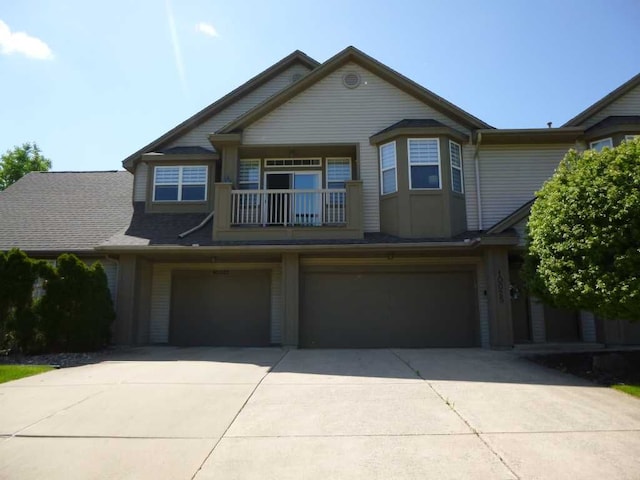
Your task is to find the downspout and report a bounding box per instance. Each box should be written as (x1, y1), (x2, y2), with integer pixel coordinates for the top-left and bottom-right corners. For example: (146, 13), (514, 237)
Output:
(178, 211), (215, 238)
(474, 132), (483, 230)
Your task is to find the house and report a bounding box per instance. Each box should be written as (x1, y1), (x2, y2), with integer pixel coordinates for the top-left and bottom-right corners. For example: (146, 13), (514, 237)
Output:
(1, 46), (639, 348)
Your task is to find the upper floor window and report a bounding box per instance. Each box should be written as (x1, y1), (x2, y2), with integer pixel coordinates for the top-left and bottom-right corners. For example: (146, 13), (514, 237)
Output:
(153, 165), (207, 202)
(239, 159), (260, 190)
(625, 135), (638, 142)
(589, 137), (613, 152)
(408, 138), (440, 189)
(449, 141), (463, 194)
(379, 142), (397, 195)
(326, 158), (352, 189)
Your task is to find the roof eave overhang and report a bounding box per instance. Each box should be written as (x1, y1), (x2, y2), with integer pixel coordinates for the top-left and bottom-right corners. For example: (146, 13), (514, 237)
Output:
(584, 122), (640, 141)
(208, 133), (243, 150)
(476, 127), (584, 145)
(369, 126), (469, 145)
(141, 152), (220, 163)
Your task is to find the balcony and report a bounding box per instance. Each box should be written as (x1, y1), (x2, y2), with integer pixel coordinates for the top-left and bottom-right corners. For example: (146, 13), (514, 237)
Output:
(213, 181), (363, 241)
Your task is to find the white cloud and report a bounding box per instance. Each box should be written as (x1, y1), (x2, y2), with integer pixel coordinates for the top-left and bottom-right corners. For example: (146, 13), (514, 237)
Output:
(195, 22), (219, 38)
(0, 19), (53, 60)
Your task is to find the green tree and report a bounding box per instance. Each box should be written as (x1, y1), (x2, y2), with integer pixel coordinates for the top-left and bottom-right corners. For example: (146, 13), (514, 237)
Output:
(524, 138), (640, 321)
(0, 142), (51, 190)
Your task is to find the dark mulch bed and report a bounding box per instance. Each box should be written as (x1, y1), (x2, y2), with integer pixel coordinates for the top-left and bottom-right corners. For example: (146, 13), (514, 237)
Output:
(0, 347), (126, 369)
(528, 350), (640, 386)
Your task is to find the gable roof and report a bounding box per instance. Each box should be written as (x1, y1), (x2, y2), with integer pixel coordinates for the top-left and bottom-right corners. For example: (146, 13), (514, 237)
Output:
(0, 171), (133, 253)
(485, 199), (534, 234)
(218, 46), (493, 134)
(122, 50), (319, 171)
(562, 72), (640, 127)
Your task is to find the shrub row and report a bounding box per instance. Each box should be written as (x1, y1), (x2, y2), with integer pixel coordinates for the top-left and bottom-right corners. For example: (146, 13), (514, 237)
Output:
(0, 249), (114, 354)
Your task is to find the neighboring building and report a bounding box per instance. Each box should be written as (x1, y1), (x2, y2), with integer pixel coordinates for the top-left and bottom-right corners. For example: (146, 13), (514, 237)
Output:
(1, 46), (639, 348)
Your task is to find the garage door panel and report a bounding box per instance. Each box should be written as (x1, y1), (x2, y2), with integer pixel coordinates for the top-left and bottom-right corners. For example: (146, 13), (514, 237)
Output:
(170, 270), (271, 347)
(301, 269), (478, 348)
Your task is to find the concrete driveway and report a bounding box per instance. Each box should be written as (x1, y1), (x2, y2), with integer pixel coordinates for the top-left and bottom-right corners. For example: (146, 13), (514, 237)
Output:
(1, 348), (639, 479)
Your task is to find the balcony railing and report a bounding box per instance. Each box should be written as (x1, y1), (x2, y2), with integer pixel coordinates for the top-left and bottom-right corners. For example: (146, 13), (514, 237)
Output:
(213, 181), (363, 241)
(230, 189), (347, 226)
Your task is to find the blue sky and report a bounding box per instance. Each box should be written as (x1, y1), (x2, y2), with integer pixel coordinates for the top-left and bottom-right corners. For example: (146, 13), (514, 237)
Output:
(1, 0), (639, 171)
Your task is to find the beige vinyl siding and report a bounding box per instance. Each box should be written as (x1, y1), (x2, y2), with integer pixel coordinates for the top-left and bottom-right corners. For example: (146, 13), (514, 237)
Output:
(271, 266), (283, 344)
(100, 259), (119, 306)
(242, 62), (471, 232)
(462, 143), (479, 230)
(167, 64), (313, 149)
(580, 84), (640, 128)
(148, 262), (282, 344)
(133, 162), (148, 202)
(477, 262), (490, 348)
(479, 144), (572, 229)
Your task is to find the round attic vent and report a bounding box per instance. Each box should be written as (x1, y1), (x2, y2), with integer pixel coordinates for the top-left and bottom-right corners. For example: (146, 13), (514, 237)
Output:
(291, 73), (303, 83)
(342, 72), (361, 89)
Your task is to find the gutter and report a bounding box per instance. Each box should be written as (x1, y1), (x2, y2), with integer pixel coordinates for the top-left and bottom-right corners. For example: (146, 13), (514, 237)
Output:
(178, 211), (215, 239)
(474, 132), (483, 230)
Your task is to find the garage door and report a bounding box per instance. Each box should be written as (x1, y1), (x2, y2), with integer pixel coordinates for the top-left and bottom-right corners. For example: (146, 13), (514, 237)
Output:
(170, 270), (271, 346)
(300, 268), (478, 348)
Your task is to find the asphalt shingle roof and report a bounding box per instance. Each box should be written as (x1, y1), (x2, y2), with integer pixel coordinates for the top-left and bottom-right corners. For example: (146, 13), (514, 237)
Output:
(0, 171), (133, 253)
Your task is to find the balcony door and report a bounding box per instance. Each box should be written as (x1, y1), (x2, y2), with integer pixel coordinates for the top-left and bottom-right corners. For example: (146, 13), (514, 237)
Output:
(265, 172), (321, 226)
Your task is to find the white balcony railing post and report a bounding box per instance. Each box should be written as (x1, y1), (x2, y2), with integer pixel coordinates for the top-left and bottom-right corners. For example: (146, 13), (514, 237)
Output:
(230, 189), (346, 227)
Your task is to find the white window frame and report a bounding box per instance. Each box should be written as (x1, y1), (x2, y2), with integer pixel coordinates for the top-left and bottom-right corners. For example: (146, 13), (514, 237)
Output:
(379, 141), (397, 195)
(153, 165), (208, 202)
(449, 140), (464, 194)
(325, 157), (352, 189)
(239, 159), (261, 190)
(589, 137), (613, 152)
(408, 138), (441, 190)
(624, 135), (638, 141)
(264, 158), (322, 168)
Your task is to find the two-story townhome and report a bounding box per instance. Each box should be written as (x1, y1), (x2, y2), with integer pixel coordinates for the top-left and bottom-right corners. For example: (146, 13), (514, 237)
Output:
(2, 46), (639, 348)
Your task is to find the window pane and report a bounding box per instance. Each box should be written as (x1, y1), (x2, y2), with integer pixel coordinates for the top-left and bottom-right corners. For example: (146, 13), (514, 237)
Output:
(239, 183), (259, 190)
(411, 165), (440, 189)
(449, 142), (462, 169)
(155, 185), (178, 201)
(182, 166), (207, 184)
(181, 185), (206, 201)
(590, 138), (613, 152)
(382, 168), (396, 194)
(452, 168), (463, 193)
(327, 159), (351, 183)
(239, 160), (260, 183)
(380, 143), (396, 170)
(409, 139), (439, 165)
(155, 167), (179, 184)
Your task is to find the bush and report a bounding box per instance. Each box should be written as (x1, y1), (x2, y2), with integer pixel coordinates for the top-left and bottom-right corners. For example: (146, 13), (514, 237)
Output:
(0, 250), (114, 353)
(38, 254), (114, 352)
(524, 138), (640, 320)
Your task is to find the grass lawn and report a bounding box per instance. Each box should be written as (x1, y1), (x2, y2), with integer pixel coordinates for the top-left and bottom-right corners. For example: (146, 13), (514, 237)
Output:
(612, 384), (640, 398)
(0, 365), (54, 384)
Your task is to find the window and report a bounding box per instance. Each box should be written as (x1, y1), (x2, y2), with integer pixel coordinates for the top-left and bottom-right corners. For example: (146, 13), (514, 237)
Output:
(239, 159), (260, 190)
(265, 158), (321, 167)
(589, 138), (613, 152)
(153, 166), (207, 202)
(326, 158), (352, 189)
(379, 142), (397, 195)
(625, 135), (638, 141)
(449, 141), (463, 194)
(408, 138), (440, 189)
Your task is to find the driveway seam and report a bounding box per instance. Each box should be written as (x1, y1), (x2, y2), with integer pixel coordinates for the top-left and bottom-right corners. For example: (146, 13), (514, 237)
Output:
(189, 348), (291, 480)
(5, 388), (107, 442)
(389, 349), (521, 480)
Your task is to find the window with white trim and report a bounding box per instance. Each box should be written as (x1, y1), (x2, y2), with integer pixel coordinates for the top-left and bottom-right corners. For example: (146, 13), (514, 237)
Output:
(153, 165), (207, 201)
(379, 142), (397, 195)
(589, 137), (613, 152)
(408, 138), (440, 189)
(239, 159), (260, 190)
(326, 158), (352, 189)
(449, 140), (463, 194)
(625, 135), (638, 141)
